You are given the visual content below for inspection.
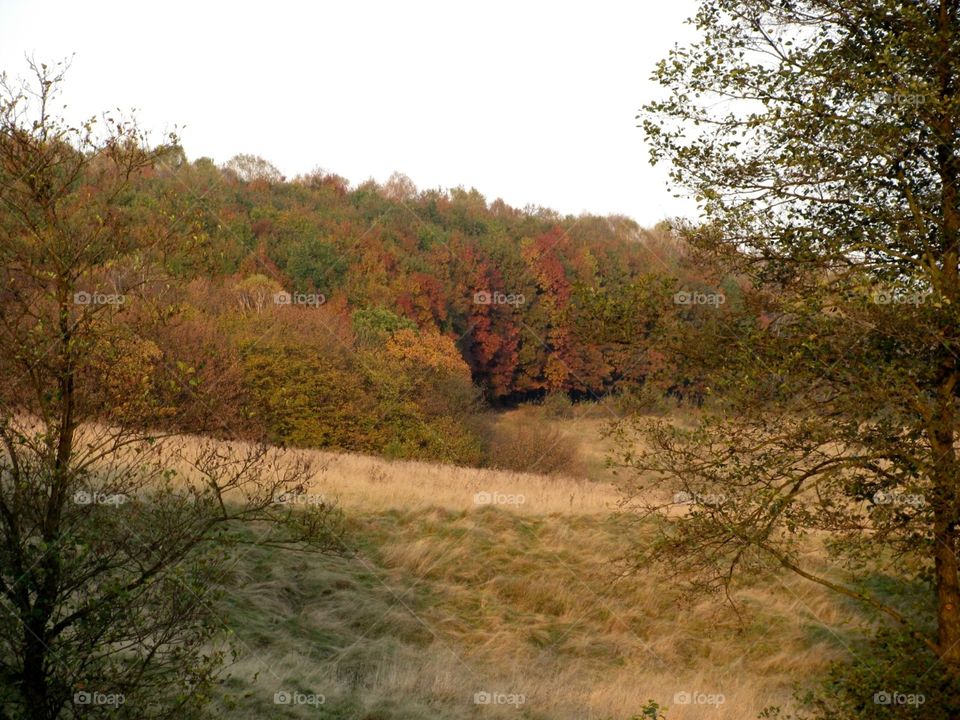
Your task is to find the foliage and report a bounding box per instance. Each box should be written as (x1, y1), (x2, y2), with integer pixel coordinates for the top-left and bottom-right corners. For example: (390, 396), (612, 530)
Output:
(632, 0), (960, 679)
(762, 629), (960, 720)
(130, 150), (701, 402)
(601, 701), (668, 719)
(351, 306), (417, 344)
(0, 63), (343, 720)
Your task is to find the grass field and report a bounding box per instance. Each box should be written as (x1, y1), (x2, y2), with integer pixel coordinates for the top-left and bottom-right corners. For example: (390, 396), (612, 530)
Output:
(167, 411), (874, 719)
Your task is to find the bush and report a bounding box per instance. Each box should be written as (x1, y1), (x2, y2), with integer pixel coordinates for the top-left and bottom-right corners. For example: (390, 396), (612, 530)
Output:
(381, 415), (484, 465)
(241, 342), (378, 450)
(611, 383), (675, 416)
(602, 702), (667, 720)
(479, 411), (585, 476)
(539, 391), (576, 419)
(761, 628), (960, 720)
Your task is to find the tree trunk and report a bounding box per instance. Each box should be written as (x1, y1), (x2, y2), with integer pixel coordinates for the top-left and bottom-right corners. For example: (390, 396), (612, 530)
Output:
(22, 629), (51, 720)
(932, 0), (960, 675)
(934, 514), (960, 673)
(931, 367), (960, 674)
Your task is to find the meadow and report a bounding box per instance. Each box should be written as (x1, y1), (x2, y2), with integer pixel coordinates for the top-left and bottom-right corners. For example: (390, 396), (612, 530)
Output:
(163, 409), (871, 719)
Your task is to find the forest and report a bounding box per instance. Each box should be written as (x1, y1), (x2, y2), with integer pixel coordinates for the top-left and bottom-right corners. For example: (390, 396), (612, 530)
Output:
(75, 151), (730, 465)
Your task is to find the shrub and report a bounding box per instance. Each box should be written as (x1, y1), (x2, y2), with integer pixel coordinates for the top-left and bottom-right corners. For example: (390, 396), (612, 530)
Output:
(241, 342), (378, 450)
(761, 628), (960, 720)
(539, 391), (576, 419)
(479, 412), (585, 476)
(602, 702), (667, 720)
(381, 415), (484, 466)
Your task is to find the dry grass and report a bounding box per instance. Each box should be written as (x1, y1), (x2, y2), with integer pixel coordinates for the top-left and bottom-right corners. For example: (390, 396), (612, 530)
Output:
(369, 511), (857, 719)
(69, 419), (619, 516)
(57, 417), (865, 719)
(311, 448), (617, 516)
(213, 507), (860, 720)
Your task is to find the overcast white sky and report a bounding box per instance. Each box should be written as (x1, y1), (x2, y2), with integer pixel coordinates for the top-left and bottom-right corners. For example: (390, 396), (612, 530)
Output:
(0, 0), (701, 227)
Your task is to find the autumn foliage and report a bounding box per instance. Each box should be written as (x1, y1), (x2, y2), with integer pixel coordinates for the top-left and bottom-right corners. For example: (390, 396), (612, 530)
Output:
(71, 157), (726, 462)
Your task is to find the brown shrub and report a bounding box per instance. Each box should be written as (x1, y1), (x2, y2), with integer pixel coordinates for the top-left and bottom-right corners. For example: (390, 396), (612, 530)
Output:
(479, 411), (585, 477)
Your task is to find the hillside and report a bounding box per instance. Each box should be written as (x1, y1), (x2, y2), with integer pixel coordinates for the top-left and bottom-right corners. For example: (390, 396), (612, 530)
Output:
(170, 413), (866, 720)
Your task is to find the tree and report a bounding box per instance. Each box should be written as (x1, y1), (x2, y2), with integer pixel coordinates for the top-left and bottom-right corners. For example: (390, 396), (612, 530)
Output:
(628, 0), (960, 678)
(0, 62), (341, 718)
(222, 153), (283, 184)
(232, 273), (282, 315)
(381, 171), (417, 202)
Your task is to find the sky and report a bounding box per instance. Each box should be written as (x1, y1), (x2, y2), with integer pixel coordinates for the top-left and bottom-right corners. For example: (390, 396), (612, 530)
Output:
(0, 0), (701, 227)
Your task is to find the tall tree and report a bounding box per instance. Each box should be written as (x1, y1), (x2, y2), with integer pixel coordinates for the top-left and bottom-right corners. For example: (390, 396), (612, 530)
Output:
(0, 62), (340, 719)
(629, 0), (960, 676)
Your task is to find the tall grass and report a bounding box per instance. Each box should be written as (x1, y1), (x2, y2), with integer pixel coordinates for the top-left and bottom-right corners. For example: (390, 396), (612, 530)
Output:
(211, 507), (861, 719)
(66, 418), (867, 719)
